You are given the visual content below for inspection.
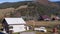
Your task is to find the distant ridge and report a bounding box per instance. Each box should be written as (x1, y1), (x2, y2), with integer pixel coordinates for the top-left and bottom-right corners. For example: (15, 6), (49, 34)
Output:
(0, 1), (33, 9)
(33, 0), (59, 7)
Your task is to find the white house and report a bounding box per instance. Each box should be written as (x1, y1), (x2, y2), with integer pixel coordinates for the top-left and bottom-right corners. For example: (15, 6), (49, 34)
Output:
(2, 18), (29, 33)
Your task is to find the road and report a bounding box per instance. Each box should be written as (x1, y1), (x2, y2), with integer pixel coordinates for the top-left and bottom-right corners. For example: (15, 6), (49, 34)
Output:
(20, 32), (36, 34)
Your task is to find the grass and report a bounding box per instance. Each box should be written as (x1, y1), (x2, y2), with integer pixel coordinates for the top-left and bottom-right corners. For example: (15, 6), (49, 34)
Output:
(26, 21), (60, 26)
(13, 28), (60, 34)
(14, 28), (60, 34)
(1, 21), (60, 34)
(36, 28), (60, 34)
(26, 21), (60, 34)
(13, 32), (20, 34)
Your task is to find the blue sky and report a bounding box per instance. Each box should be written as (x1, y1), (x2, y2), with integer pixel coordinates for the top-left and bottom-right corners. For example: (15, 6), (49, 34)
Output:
(49, 0), (60, 2)
(0, 0), (60, 3)
(0, 0), (26, 3)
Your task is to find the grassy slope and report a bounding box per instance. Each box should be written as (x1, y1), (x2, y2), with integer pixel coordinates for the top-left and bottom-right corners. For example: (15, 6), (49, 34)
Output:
(26, 21), (60, 26)
(26, 21), (60, 34)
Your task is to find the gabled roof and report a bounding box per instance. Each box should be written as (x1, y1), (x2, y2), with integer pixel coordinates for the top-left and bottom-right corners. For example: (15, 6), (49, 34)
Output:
(4, 18), (26, 25)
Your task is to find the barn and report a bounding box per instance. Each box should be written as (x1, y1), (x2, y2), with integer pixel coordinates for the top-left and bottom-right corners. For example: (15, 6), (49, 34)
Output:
(2, 18), (28, 33)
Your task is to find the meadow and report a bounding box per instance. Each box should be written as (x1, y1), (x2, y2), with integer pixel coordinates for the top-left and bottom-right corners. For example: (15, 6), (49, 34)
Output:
(0, 21), (60, 34)
(26, 21), (60, 34)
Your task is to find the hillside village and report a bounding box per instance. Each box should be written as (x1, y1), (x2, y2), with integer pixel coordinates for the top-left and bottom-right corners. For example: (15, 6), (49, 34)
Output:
(0, 0), (60, 34)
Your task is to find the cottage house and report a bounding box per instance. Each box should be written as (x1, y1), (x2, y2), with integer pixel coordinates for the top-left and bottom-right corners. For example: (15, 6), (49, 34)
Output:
(38, 15), (50, 21)
(2, 18), (28, 33)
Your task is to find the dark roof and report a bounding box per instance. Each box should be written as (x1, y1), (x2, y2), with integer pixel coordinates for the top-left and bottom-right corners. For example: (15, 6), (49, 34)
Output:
(41, 15), (49, 19)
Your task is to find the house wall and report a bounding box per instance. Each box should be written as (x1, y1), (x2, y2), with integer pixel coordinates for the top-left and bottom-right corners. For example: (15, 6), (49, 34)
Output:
(2, 19), (9, 33)
(9, 25), (26, 33)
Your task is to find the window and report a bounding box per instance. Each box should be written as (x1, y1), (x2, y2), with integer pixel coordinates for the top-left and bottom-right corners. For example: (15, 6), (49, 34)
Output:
(9, 26), (13, 29)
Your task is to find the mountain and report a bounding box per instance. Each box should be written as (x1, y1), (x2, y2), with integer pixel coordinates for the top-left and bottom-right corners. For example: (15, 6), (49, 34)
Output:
(0, 1), (47, 17)
(53, 1), (60, 5)
(0, 0), (60, 21)
(0, 0), (59, 9)
(34, 0), (48, 5)
(0, 1), (33, 9)
(34, 0), (59, 7)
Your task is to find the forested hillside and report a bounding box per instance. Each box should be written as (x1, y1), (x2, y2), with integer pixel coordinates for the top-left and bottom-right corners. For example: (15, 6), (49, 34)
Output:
(0, 1), (60, 22)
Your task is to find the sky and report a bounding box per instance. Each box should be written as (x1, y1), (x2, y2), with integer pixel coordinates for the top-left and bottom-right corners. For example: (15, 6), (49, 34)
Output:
(0, 0), (60, 3)
(49, 0), (60, 2)
(0, 0), (25, 3)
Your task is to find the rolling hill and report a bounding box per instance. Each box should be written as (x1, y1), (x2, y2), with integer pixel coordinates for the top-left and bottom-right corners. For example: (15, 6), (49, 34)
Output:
(0, 0), (60, 21)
